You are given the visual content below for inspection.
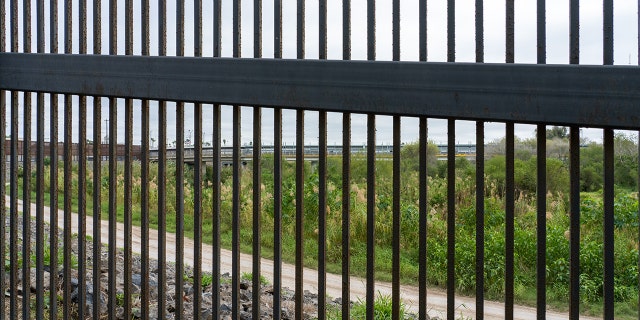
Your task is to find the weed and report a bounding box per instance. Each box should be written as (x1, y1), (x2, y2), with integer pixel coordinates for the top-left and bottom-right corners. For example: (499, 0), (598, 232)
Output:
(17, 147), (640, 318)
(116, 293), (125, 307)
(201, 273), (213, 287)
(327, 292), (406, 320)
(241, 272), (269, 286)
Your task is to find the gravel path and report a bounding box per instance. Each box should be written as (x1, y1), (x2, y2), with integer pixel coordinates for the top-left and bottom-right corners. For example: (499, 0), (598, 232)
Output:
(6, 197), (594, 319)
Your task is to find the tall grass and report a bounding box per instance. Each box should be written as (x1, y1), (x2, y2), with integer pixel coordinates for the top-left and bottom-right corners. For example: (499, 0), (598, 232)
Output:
(19, 153), (640, 318)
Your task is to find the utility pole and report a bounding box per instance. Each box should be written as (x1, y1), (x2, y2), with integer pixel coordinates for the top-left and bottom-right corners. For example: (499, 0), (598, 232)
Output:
(104, 119), (109, 144)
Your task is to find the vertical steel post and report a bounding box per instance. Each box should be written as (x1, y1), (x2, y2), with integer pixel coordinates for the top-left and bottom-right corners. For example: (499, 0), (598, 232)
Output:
(0, 0), (6, 316)
(231, 0), (242, 315)
(77, 0), (88, 317)
(92, 0), (103, 317)
(392, 3), (401, 317)
(212, 0), (222, 313)
(232, 105), (241, 319)
(194, 102), (203, 319)
(475, 0), (483, 63)
(569, 2), (580, 317)
(367, 0), (375, 61)
(35, 0), (45, 316)
(392, 116), (401, 319)
(295, 0), (305, 314)
(447, 3), (456, 316)
(107, 0), (118, 317)
(506, 0), (514, 63)
(475, 121), (485, 319)
(341, 0), (351, 315)
(21, 0), (32, 317)
(62, 0), (73, 318)
(419, 0), (427, 62)
(140, 0), (150, 318)
(252, 106), (263, 320)
(295, 109), (305, 320)
(475, 2), (485, 318)
(537, 0), (546, 65)
(252, 0), (263, 316)
(418, 0), (428, 317)
(123, 0), (134, 317)
(446, 119), (455, 320)
(602, 2), (614, 315)
(366, 0), (376, 316)
(175, 0), (185, 317)
(536, 124), (547, 320)
(273, 107), (283, 320)
(447, 0), (455, 62)
(318, 110), (327, 319)
(318, 0), (327, 314)
(193, 0), (203, 315)
(341, 112), (351, 320)
(570, 0), (579, 65)
(48, 1), (59, 316)
(212, 104), (222, 318)
(569, 126), (580, 320)
(419, 117), (428, 320)
(343, 0), (350, 61)
(157, 0), (167, 315)
(536, 2), (547, 317)
(603, 128), (614, 318)
(505, 122), (515, 320)
(366, 114), (376, 320)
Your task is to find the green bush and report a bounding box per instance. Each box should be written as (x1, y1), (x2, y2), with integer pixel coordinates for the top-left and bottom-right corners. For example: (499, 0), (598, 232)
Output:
(21, 139), (640, 317)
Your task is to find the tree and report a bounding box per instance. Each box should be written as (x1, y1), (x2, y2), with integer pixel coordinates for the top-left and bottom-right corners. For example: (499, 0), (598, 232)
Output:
(613, 132), (638, 188)
(485, 155), (569, 194)
(580, 142), (603, 191)
(400, 141), (439, 173)
(545, 126), (568, 140)
(485, 136), (536, 160)
(614, 132), (637, 160)
(546, 138), (569, 161)
(579, 134), (639, 190)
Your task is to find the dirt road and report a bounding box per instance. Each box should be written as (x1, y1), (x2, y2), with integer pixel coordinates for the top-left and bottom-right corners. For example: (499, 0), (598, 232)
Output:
(11, 198), (591, 319)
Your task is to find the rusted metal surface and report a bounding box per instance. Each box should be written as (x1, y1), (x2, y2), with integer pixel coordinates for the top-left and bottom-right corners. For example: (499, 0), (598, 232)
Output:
(2, 54), (640, 129)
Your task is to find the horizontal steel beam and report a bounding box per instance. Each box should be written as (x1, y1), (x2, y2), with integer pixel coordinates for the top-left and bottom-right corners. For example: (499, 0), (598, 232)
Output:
(1, 53), (640, 128)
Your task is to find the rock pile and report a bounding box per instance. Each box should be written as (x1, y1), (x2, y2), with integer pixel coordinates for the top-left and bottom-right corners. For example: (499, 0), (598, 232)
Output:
(4, 216), (423, 319)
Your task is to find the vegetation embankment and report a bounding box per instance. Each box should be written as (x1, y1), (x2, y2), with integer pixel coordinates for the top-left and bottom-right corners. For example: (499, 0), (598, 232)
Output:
(17, 128), (640, 318)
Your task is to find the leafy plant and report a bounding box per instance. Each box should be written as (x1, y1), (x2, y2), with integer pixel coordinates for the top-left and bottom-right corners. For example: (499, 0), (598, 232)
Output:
(17, 138), (640, 317)
(116, 293), (125, 307)
(241, 272), (269, 286)
(201, 273), (214, 287)
(328, 292), (405, 320)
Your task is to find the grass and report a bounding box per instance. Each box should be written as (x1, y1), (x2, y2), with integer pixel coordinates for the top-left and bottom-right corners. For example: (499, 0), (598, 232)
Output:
(3, 217), (79, 273)
(201, 273), (214, 287)
(12, 156), (640, 318)
(241, 272), (270, 286)
(326, 293), (405, 320)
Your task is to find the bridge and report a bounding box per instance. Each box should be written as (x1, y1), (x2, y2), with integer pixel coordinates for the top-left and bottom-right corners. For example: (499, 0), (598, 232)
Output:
(148, 144), (477, 165)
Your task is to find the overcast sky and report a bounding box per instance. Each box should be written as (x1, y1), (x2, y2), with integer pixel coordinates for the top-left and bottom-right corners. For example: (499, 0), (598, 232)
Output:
(6, 0), (640, 146)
